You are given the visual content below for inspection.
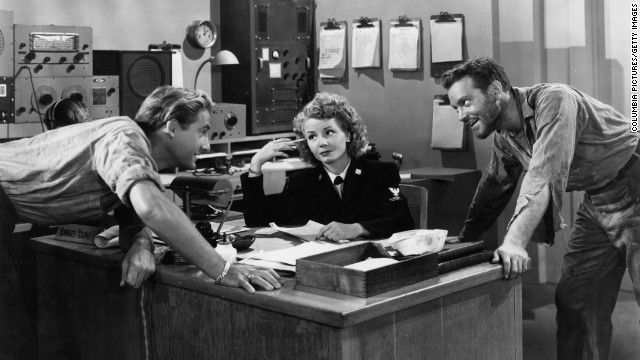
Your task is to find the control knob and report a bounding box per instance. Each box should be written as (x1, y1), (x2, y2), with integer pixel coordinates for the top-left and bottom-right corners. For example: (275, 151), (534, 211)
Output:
(24, 52), (36, 62)
(224, 112), (238, 130)
(38, 94), (54, 106)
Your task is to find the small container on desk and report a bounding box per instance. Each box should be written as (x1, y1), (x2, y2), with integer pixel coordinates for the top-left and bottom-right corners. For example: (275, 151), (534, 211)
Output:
(296, 242), (438, 298)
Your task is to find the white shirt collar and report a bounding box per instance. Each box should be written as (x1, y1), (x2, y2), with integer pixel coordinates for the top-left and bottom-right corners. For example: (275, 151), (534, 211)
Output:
(324, 158), (351, 183)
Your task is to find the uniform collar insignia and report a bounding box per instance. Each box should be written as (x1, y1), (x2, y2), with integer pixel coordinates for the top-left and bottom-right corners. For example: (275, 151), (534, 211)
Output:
(389, 187), (400, 201)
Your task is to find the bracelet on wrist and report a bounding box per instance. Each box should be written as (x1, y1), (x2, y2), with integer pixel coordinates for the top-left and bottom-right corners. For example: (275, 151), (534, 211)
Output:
(248, 167), (262, 176)
(214, 261), (231, 285)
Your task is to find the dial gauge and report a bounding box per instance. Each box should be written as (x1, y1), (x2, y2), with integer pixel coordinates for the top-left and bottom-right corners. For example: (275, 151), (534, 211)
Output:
(186, 20), (217, 49)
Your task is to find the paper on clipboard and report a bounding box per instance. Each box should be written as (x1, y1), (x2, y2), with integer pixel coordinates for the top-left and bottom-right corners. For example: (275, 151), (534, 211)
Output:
(351, 19), (381, 68)
(388, 20), (421, 71)
(319, 26), (346, 69)
(431, 98), (465, 150)
(429, 17), (463, 63)
(319, 20), (347, 81)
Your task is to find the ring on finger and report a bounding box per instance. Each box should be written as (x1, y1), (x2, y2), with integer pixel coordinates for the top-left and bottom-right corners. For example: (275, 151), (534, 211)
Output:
(247, 274), (254, 282)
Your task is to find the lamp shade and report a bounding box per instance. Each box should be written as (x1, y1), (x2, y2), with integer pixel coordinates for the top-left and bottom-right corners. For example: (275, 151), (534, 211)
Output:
(210, 50), (239, 65)
(193, 50), (239, 90)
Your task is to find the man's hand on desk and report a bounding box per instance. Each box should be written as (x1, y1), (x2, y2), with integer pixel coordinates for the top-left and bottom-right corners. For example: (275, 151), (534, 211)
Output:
(120, 234), (156, 288)
(492, 241), (530, 280)
(221, 264), (282, 293)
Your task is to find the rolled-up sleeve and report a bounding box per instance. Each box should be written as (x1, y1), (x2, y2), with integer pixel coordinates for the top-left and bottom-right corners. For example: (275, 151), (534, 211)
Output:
(93, 128), (164, 207)
(507, 90), (574, 244)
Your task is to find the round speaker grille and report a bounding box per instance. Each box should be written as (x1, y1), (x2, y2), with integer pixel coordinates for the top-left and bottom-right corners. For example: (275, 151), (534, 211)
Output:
(127, 56), (165, 99)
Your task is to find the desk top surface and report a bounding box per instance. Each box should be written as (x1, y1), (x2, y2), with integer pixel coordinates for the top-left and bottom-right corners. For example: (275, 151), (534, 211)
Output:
(400, 166), (481, 181)
(30, 234), (506, 328)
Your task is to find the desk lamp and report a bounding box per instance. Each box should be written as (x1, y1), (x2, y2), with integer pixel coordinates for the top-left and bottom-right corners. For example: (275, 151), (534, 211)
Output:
(193, 50), (239, 90)
(166, 176), (233, 219)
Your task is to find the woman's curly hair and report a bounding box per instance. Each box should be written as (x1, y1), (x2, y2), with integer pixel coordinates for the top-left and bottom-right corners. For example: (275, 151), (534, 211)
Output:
(292, 92), (368, 167)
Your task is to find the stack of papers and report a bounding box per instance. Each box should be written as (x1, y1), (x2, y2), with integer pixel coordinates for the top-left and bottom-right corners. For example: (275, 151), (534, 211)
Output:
(268, 220), (324, 242)
(344, 257), (398, 271)
(238, 242), (338, 273)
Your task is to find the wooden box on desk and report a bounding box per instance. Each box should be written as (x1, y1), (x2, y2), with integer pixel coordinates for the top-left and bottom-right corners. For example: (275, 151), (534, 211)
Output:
(296, 243), (438, 298)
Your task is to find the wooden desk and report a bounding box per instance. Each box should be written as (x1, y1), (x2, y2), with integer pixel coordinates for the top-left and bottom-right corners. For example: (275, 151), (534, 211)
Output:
(30, 236), (521, 360)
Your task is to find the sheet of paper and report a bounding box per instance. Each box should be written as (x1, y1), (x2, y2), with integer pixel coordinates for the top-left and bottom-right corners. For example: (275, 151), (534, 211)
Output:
(431, 99), (465, 149)
(344, 257), (398, 271)
(430, 18), (463, 63)
(389, 25), (420, 70)
(238, 258), (296, 273)
(93, 225), (119, 248)
(223, 218), (246, 228)
(246, 241), (339, 266)
(318, 27), (346, 70)
(269, 220), (324, 242)
(351, 21), (380, 68)
(209, 221), (249, 235)
(254, 227), (278, 236)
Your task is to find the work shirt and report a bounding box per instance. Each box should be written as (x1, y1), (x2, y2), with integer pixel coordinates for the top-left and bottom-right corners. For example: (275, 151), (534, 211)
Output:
(0, 117), (164, 225)
(460, 83), (640, 245)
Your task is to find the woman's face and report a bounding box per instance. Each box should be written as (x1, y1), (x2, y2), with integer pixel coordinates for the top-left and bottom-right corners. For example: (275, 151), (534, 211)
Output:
(302, 117), (350, 169)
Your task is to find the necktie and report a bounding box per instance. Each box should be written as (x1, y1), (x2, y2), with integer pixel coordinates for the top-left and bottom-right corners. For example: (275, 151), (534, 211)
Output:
(333, 176), (344, 198)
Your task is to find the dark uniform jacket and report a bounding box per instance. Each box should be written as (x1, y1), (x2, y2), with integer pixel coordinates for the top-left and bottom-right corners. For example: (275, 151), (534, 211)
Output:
(240, 158), (414, 238)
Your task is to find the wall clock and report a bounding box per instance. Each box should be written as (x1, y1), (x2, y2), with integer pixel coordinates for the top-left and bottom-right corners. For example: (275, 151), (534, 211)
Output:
(186, 20), (217, 49)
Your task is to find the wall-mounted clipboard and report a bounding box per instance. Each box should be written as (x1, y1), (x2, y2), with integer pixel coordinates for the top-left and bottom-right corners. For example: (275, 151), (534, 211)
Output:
(429, 12), (465, 78)
(388, 15), (422, 72)
(431, 94), (466, 150)
(351, 17), (381, 69)
(319, 18), (348, 83)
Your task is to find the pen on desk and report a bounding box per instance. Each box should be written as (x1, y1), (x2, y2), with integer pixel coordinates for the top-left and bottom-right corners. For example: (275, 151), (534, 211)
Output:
(215, 192), (236, 236)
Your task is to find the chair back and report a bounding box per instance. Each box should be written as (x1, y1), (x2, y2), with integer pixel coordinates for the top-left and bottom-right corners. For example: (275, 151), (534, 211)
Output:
(399, 184), (428, 229)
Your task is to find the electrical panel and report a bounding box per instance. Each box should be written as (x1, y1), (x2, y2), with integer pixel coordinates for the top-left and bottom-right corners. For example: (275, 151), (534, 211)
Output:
(94, 50), (171, 119)
(0, 10), (14, 128)
(210, 103), (247, 140)
(90, 75), (119, 120)
(0, 10), (13, 77)
(220, 0), (315, 135)
(13, 24), (93, 130)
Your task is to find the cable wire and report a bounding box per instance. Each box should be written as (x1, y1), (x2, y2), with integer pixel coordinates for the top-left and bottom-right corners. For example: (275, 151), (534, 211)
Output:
(141, 285), (150, 360)
(17, 66), (45, 132)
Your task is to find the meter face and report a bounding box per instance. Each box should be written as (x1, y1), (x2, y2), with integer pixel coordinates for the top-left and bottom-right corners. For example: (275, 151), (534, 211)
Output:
(30, 32), (79, 52)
